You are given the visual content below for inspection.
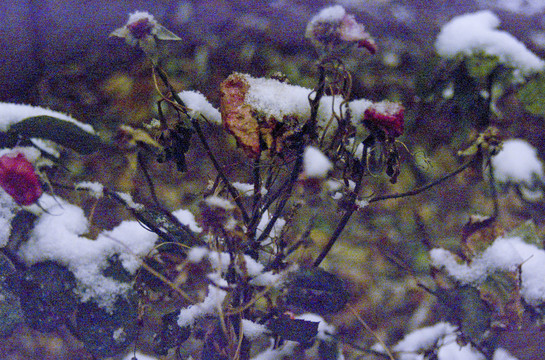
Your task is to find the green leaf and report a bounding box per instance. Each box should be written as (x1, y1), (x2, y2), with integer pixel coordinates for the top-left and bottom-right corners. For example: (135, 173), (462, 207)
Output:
(466, 52), (501, 79)
(517, 73), (545, 116)
(7, 116), (102, 154)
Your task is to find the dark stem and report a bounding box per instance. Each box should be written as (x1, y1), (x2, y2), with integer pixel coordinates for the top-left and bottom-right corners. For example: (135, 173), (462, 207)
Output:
(137, 151), (160, 207)
(191, 118), (250, 224)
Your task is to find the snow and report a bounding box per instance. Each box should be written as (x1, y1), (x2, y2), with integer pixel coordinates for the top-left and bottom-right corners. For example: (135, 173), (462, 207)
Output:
(241, 319), (268, 340)
(0, 102), (94, 133)
(177, 90), (221, 125)
(431, 236), (545, 305)
(184, 247), (285, 287)
(389, 322), (485, 360)
(116, 191), (144, 210)
(172, 208), (202, 233)
(435, 11), (545, 74)
(303, 146), (333, 178)
(478, 0), (545, 15)
(491, 139), (544, 185)
(250, 339), (298, 360)
(296, 313), (335, 342)
(255, 210), (286, 243)
(17, 194), (158, 309)
(493, 348), (519, 360)
(309, 5), (346, 23)
(122, 351), (159, 360)
(204, 195), (235, 210)
(177, 274), (228, 327)
(232, 182), (266, 197)
(0, 190), (17, 247)
(75, 181), (104, 199)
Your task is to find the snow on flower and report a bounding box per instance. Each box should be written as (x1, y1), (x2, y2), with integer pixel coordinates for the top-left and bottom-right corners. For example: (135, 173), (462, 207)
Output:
(0, 152), (42, 206)
(303, 146), (333, 178)
(492, 139), (544, 185)
(305, 5), (377, 54)
(435, 11), (545, 74)
(431, 236), (545, 305)
(177, 90), (221, 125)
(363, 100), (405, 138)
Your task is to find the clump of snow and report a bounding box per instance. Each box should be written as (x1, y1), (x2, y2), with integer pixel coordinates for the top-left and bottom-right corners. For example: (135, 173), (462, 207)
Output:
(185, 247), (285, 287)
(172, 208), (202, 233)
(177, 274), (228, 327)
(177, 90), (221, 125)
(75, 181), (104, 199)
(116, 191), (144, 211)
(255, 210), (286, 243)
(383, 322), (485, 360)
(303, 146), (333, 178)
(0, 191), (17, 247)
(122, 351), (159, 360)
(0, 102), (95, 133)
(492, 139), (544, 185)
(311, 5), (346, 22)
(296, 313), (336, 341)
(251, 339), (298, 360)
(17, 194), (158, 309)
(241, 319), (269, 340)
(204, 195), (235, 210)
(435, 11), (545, 74)
(493, 348), (519, 360)
(431, 236), (545, 305)
(238, 73), (372, 140)
(232, 182), (267, 197)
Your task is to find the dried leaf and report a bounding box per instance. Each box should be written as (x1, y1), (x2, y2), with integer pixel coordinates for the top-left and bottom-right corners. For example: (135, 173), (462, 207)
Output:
(220, 74), (260, 158)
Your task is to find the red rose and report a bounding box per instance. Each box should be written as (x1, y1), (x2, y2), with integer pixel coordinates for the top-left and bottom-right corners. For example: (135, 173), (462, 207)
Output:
(363, 101), (405, 138)
(0, 153), (43, 205)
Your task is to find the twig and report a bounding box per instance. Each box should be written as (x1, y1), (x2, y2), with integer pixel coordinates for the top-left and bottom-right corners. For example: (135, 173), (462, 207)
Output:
(347, 304), (396, 360)
(191, 118), (250, 224)
(368, 156), (477, 204)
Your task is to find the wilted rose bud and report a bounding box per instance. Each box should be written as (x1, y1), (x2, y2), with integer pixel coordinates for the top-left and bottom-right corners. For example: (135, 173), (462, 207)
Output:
(305, 5), (377, 54)
(0, 153), (42, 206)
(110, 11), (182, 63)
(363, 101), (405, 138)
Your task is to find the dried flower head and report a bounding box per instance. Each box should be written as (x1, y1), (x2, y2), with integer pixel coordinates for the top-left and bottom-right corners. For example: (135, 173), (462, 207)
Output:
(110, 11), (182, 63)
(305, 5), (377, 54)
(363, 101), (405, 138)
(0, 153), (42, 206)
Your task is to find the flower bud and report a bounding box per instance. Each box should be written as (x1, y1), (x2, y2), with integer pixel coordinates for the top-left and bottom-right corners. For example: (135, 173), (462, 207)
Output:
(0, 153), (42, 206)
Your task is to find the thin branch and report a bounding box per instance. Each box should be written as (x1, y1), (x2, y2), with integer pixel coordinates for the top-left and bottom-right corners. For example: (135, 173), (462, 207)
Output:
(368, 156), (477, 204)
(191, 118), (250, 224)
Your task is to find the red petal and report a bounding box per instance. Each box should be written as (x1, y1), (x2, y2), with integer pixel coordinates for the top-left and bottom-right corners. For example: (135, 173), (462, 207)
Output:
(364, 101), (405, 138)
(0, 153), (42, 205)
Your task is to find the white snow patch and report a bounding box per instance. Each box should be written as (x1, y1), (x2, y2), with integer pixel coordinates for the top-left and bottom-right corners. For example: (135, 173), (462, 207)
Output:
(177, 90), (221, 125)
(0, 191), (17, 247)
(435, 11), (545, 73)
(492, 139), (544, 185)
(303, 146), (332, 178)
(493, 348), (519, 360)
(172, 208), (202, 233)
(204, 195), (235, 210)
(75, 182), (104, 199)
(255, 210), (285, 242)
(177, 274), (228, 327)
(296, 313), (336, 341)
(241, 319), (268, 340)
(0, 102), (95, 133)
(17, 194), (158, 309)
(431, 236), (545, 305)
